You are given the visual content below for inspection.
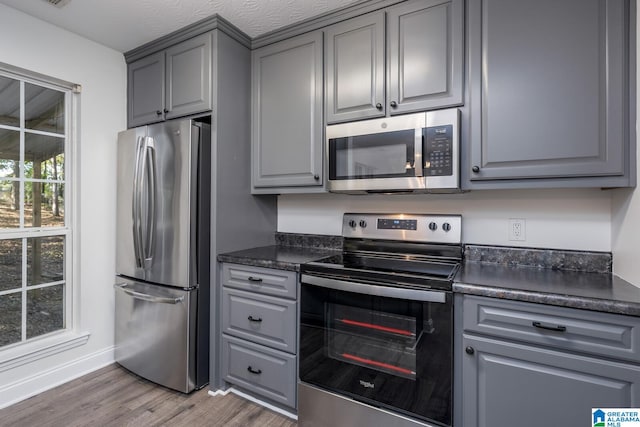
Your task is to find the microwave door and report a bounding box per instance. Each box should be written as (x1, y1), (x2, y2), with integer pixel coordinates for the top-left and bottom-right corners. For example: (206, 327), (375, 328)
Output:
(327, 132), (425, 193)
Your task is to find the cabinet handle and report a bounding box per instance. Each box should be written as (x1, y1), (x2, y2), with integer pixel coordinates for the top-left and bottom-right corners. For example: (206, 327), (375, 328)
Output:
(248, 315), (263, 323)
(163, 108), (169, 114)
(247, 276), (263, 283)
(465, 346), (475, 355)
(390, 101), (398, 108)
(156, 110), (162, 115)
(247, 366), (262, 375)
(532, 321), (567, 332)
(314, 174), (320, 180)
(472, 166), (480, 173)
(375, 103), (383, 110)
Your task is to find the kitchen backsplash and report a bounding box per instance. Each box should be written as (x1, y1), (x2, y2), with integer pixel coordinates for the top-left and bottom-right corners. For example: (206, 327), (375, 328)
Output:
(464, 244), (612, 273)
(275, 232), (613, 274)
(275, 232), (342, 250)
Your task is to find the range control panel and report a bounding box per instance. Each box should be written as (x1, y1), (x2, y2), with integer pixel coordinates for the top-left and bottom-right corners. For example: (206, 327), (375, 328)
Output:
(343, 213), (462, 244)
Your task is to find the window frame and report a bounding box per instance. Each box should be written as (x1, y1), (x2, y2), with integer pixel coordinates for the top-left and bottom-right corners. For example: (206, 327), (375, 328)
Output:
(0, 62), (86, 369)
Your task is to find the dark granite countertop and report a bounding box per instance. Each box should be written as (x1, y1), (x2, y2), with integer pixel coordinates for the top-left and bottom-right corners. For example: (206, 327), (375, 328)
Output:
(217, 236), (640, 317)
(217, 245), (339, 272)
(454, 261), (640, 316)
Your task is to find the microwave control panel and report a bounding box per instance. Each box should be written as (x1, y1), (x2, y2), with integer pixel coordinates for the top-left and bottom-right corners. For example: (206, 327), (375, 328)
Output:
(424, 125), (453, 176)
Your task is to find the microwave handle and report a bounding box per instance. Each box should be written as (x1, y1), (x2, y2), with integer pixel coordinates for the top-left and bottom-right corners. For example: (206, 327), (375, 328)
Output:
(414, 127), (423, 177)
(301, 274), (447, 304)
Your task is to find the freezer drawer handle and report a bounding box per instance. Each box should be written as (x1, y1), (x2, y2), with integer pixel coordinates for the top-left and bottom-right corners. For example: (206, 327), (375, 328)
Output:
(532, 321), (567, 332)
(114, 283), (184, 305)
(247, 316), (263, 323)
(247, 366), (262, 375)
(247, 276), (263, 283)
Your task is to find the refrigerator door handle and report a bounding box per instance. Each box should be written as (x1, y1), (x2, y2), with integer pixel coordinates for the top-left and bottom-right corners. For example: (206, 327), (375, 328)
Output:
(132, 136), (145, 269)
(114, 283), (184, 305)
(142, 137), (157, 270)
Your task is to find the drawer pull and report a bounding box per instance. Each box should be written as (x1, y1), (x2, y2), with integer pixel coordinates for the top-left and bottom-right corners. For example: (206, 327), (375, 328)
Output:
(247, 366), (262, 375)
(532, 321), (567, 332)
(247, 276), (263, 283)
(248, 315), (263, 323)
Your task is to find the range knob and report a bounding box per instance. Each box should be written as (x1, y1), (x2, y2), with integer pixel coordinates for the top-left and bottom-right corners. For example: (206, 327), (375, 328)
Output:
(359, 220), (367, 228)
(348, 220), (357, 228)
(442, 222), (451, 232)
(428, 222), (438, 231)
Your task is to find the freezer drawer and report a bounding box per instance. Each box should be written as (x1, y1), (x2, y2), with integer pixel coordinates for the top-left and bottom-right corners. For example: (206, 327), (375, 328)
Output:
(114, 277), (197, 393)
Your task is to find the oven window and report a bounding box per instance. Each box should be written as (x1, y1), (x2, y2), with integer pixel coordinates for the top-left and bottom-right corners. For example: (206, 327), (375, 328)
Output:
(329, 129), (418, 180)
(327, 303), (418, 380)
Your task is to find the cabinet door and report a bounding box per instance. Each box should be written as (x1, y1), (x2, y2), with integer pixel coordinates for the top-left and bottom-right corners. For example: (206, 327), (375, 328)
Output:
(325, 11), (385, 123)
(252, 31), (324, 190)
(165, 33), (212, 120)
(467, 0), (630, 184)
(128, 51), (165, 128)
(387, 0), (463, 115)
(462, 334), (640, 427)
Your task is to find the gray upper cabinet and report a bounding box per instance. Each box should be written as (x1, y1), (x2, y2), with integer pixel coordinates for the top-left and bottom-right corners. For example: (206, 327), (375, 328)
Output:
(387, 0), (464, 115)
(128, 52), (165, 128)
(164, 34), (212, 121)
(251, 31), (324, 192)
(466, 0), (634, 188)
(128, 33), (212, 128)
(325, 0), (463, 124)
(325, 12), (386, 123)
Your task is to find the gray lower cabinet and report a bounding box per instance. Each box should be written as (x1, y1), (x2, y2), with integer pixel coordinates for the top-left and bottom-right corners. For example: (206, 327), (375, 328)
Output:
(460, 295), (640, 427)
(221, 263), (298, 411)
(325, 0), (464, 124)
(251, 31), (324, 193)
(128, 33), (212, 128)
(465, 0), (634, 188)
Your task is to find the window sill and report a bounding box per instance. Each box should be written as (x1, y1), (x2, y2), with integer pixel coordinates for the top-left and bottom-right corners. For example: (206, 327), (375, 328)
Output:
(0, 331), (90, 373)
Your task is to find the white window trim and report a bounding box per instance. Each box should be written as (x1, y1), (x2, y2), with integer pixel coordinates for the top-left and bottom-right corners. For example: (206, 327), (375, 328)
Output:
(0, 62), (84, 366)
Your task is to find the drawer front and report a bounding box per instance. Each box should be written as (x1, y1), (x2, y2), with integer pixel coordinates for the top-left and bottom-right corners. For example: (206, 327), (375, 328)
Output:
(222, 263), (297, 299)
(222, 335), (297, 409)
(463, 295), (640, 363)
(222, 287), (297, 353)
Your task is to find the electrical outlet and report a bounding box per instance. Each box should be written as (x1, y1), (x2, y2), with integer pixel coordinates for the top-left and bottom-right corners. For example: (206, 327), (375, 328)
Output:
(509, 218), (526, 241)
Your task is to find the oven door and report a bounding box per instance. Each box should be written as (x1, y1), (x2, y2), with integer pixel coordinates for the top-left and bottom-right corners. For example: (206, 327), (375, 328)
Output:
(299, 274), (452, 427)
(326, 113), (426, 193)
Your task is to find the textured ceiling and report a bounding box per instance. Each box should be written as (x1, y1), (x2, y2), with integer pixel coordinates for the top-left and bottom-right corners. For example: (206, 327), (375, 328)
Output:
(0, 0), (360, 52)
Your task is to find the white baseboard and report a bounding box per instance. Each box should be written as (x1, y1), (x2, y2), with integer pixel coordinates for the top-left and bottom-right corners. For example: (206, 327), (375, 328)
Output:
(0, 346), (115, 410)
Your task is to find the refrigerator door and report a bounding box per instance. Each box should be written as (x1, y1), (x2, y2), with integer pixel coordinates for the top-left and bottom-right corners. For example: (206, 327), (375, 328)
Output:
(114, 277), (197, 393)
(116, 120), (200, 288)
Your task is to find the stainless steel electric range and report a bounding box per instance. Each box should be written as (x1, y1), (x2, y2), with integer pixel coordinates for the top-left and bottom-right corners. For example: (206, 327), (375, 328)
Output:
(298, 213), (462, 427)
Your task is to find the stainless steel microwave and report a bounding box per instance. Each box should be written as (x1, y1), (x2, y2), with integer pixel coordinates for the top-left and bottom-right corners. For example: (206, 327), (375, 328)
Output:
(326, 109), (460, 193)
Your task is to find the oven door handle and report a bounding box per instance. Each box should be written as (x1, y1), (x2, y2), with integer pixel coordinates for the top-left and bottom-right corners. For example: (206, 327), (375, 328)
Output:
(301, 274), (447, 303)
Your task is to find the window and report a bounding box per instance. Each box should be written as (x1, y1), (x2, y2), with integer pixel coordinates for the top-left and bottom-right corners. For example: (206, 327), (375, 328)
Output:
(0, 67), (75, 350)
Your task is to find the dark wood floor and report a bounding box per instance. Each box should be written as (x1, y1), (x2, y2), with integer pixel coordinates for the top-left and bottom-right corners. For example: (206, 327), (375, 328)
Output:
(0, 364), (297, 427)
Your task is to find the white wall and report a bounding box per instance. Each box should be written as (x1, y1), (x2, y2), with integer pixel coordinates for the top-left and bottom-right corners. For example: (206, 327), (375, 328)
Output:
(278, 189), (613, 251)
(0, 4), (125, 406)
(611, 4), (640, 287)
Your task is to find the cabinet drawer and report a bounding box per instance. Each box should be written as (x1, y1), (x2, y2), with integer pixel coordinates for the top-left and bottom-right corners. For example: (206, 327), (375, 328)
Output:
(222, 335), (297, 409)
(222, 263), (297, 299)
(222, 287), (297, 353)
(463, 295), (640, 363)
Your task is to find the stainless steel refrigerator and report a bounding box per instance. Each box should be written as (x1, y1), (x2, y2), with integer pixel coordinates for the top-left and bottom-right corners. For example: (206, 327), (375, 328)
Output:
(114, 118), (210, 393)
